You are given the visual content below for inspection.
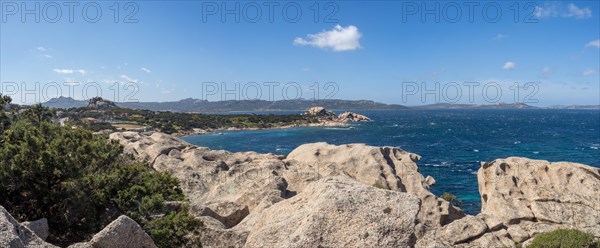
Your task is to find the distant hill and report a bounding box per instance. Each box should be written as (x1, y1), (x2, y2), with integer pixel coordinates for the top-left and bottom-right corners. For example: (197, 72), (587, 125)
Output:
(545, 105), (600, 110)
(42, 97), (599, 112)
(42, 97), (409, 112)
(43, 96), (87, 109)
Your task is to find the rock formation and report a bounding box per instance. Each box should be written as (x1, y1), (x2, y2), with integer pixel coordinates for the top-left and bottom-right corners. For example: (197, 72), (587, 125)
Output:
(87, 97), (117, 109)
(285, 142), (464, 227)
(1, 205), (155, 248)
(245, 176), (420, 247)
(21, 218), (49, 241)
(69, 216), (157, 248)
(337, 111), (371, 122)
(304, 106), (371, 123)
(0, 206), (57, 248)
(478, 157), (600, 229)
(303, 106), (335, 117)
(107, 132), (600, 247)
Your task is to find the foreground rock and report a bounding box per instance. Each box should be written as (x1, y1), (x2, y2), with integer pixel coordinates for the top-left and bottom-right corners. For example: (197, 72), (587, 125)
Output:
(110, 132), (600, 247)
(69, 216), (157, 248)
(111, 131), (291, 246)
(245, 176), (420, 247)
(478, 157), (600, 229)
(0, 206), (57, 248)
(110, 133), (458, 246)
(477, 157), (600, 239)
(21, 218), (49, 241)
(286, 142), (464, 227)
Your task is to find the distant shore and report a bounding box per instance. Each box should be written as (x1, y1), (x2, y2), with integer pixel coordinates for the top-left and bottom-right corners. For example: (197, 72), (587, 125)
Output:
(173, 120), (351, 137)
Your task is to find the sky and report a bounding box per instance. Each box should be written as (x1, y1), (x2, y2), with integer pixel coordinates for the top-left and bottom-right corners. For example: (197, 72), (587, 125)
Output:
(1, 1), (599, 106)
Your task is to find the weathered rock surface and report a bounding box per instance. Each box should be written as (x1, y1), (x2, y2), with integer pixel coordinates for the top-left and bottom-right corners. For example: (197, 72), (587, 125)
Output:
(478, 157), (600, 229)
(68, 215), (157, 248)
(111, 132), (292, 246)
(0, 206), (57, 248)
(21, 218), (49, 241)
(285, 142), (464, 227)
(110, 132), (600, 247)
(303, 107), (371, 123)
(303, 106), (335, 117)
(337, 111), (371, 122)
(245, 176), (420, 247)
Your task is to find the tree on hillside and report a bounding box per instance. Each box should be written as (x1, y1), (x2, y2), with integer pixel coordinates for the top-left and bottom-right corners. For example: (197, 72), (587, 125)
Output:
(0, 94), (12, 132)
(20, 103), (55, 124)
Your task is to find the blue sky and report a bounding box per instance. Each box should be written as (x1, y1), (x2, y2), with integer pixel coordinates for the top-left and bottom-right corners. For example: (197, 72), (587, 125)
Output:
(1, 1), (599, 106)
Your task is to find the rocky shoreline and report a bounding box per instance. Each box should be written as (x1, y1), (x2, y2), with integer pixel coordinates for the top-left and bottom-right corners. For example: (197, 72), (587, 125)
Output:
(173, 107), (370, 137)
(2, 131), (598, 247)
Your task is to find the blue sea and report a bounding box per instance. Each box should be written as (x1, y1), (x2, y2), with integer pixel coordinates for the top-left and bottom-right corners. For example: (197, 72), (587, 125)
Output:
(183, 109), (600, 214)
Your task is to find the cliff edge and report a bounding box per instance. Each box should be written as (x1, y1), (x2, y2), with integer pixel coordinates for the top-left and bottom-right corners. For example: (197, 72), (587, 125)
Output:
(107, 132), (600, 247)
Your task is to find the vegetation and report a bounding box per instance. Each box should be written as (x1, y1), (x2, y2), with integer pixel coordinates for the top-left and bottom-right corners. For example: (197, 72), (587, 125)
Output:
(528, 229), (599, 248)
(61, 105), (319, 134)
(0, 95), (201, 247)
(440, 192), (462, 207)
(0, 94), (13, 133)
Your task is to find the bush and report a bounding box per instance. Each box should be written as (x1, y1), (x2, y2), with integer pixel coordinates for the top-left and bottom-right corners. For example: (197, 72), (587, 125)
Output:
(440, 192), (462, 207)
(528, 229), (599, 248)
(0, 118), (201, 247)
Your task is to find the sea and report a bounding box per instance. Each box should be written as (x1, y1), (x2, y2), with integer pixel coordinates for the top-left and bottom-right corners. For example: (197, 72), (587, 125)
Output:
(182, 109), (600, 214)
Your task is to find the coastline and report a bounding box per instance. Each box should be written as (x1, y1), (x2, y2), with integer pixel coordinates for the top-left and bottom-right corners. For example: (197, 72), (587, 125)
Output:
(172, 120), (352, 137)
(172, 107), (370, 137)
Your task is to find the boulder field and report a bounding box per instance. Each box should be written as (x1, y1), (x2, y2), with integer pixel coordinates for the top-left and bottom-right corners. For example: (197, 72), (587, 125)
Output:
(3, 131), (598, 247)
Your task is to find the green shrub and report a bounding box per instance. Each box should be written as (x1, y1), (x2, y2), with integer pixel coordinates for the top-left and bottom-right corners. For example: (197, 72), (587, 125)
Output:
(0, 117), (201, 247)
(0, 94), (13, 132)
(528, 229), (599, 248)
(146, 206), (203, 248)
(440, 192), (462, 207)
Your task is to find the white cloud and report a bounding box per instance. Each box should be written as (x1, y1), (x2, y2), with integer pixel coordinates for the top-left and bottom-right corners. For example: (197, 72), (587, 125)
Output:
(294, 25), (362, 51)
(535, 3), (592, 19)
(302, 67), (310, 72)
(141, 67), (151, 73)
(502, 61), (516, 70)
(53, 69), (86, 75)
(43, 54), (53, 59)
(582, 69), (596, 77)
(566, 3), (592, 19)
(120, 75), (138, 83)
(36, 46), (47, 51)
(493, 34), (507, 40)
(586, 39), (600, 48)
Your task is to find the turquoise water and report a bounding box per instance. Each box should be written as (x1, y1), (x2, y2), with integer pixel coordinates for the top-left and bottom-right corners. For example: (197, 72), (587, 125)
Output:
(183, 109), (600, 214)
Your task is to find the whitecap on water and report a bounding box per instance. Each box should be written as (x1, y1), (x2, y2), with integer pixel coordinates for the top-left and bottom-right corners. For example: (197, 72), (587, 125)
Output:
(425, 161), (450, 167)
(324, 127), (350, 131)
(514, 141), (521, 144)
(532, 151), (540, 154)
(473, 149), (479, 152)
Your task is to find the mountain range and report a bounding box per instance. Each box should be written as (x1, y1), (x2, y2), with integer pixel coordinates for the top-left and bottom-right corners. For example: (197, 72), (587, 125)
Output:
(41, 97), (600, 112)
